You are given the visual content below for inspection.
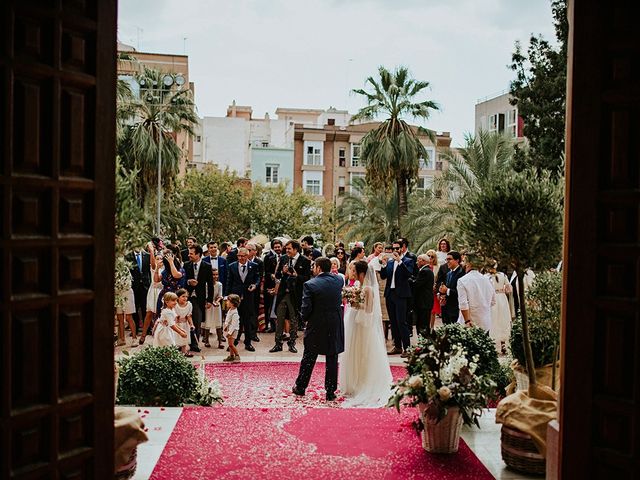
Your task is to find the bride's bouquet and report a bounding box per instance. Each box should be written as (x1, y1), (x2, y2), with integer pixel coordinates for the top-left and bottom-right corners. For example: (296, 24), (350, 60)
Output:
(342, 285), (365, 309)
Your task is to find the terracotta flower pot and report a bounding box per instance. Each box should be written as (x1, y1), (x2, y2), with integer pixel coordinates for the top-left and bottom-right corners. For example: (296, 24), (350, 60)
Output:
(418, 403), (464, 453)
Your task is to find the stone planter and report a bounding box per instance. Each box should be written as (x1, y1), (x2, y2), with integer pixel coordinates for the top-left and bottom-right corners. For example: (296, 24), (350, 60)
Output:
(418, 403), (464, 453)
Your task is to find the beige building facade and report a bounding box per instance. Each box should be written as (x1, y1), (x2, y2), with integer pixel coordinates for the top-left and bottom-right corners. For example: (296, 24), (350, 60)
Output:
(293, 122), (452, 206)
(474, 91), (524, 140)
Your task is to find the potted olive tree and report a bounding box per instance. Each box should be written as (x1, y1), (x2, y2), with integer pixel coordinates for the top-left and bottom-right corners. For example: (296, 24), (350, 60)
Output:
(457, 168), (563, 474)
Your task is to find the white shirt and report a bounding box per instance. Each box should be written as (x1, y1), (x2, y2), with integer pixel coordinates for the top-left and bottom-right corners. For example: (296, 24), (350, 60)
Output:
(191, 260), (202, 296)
(209, 256), (219, 270)
(390, 259), (400, 289)
(457, 270), (496, 331)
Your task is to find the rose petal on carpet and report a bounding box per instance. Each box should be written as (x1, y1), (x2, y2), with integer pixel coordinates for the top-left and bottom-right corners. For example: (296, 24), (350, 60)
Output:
(150, 406), (494, 479)
(202, 361), (407, 408)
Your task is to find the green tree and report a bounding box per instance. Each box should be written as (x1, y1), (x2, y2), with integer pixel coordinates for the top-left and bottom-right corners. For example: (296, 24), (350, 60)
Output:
(118, 67), (199, 201)
(457, 169), (563, 388)
(336, 177), (399, 245)
(115, 157), (151, 255)
(352, 66), (439, 232)
(249, 183), (329, 241)
(509, 0), (567, 176)
(165, 167), (251, 242)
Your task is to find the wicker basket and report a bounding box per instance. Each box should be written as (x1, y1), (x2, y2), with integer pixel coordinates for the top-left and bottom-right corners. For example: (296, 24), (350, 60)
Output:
(114, 447), (137, 480)
(418, 404), (464, 453)
(501, 425), (546, 475)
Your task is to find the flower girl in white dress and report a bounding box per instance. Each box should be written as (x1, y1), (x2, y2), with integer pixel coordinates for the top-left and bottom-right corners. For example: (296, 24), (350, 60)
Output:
(153, 292), (188, 347)
(174, 288), (194, 356)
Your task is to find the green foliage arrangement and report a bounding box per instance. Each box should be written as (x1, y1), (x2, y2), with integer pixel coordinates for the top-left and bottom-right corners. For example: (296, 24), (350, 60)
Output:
(510, 271), (562, 368)
(526, 270), (562, 327)
(510, 318), (558, 368)
(116, 347), (222, 406)
(388, 331), (496, 427)
(435, 324), (500, 378)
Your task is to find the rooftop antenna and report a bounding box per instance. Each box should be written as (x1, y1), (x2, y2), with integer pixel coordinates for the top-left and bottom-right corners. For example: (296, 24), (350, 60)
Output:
(135, 26), (143, 50)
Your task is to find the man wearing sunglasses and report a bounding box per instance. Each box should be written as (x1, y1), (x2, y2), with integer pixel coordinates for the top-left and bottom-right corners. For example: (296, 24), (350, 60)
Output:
(380, 241), (414, 356)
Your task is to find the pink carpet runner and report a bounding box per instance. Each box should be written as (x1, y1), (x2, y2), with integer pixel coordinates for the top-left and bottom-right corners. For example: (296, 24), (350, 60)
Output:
(150, 362), (494, 479)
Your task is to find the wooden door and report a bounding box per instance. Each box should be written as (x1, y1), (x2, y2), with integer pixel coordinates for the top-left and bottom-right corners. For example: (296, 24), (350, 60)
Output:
(1, 1), (117, 478)
(561, 0), (640, 477)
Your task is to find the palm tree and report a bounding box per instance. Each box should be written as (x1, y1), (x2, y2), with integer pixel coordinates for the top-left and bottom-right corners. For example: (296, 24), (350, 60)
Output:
(118, 67), (199, 201)
(436, 129), (514, 197)
(351, 66), (439, 232)
(336, 177), (399, 245)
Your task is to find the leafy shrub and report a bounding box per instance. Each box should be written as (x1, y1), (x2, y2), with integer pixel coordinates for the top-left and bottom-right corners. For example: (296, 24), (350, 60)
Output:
(509, 271), (561, 368)
(510, 317), (559, 368)
(117, 346), (200, 406)
(494, 361), (515, 397)
(435, 324), (500, 378)
(526, 270), (562, 328)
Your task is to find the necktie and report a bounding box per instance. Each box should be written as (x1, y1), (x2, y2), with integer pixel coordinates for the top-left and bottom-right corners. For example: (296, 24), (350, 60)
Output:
(136, 253), (141, 271)
(242, 264), (246, 274)
(446, 270), (452, 285)
(194, 262), (199, 277)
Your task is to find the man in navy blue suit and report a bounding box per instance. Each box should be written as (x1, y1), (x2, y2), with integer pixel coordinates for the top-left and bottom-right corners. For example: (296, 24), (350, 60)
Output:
(203, 241), (227, 295)
(439, 250), (466, 324)
(380, 240), (414, 356)
(226, 247), (260, 352)
(292, 257), (345, 401)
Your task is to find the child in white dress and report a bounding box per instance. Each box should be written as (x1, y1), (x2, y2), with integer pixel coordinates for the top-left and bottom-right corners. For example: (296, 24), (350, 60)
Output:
(202, 269), (224, 349)
(174, 288), (194, 356)
(223, 294), (241, 362)
(153, 292), (187, 347)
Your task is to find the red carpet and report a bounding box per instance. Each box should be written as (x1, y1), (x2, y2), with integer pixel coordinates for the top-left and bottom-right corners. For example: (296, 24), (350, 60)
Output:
(150, 362), (494, 478)
(150, 406), (494, 479)
(201, 361), (407, 408)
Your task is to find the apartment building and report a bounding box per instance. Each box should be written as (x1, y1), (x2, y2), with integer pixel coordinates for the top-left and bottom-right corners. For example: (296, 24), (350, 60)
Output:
(293, 122), (452, 205)
(116, 41), (194, 173)
(192, 105), (351, 192)
(475, 91), (524, 140)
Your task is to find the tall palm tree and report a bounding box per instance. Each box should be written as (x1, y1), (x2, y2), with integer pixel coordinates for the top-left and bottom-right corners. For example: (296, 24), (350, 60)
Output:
(118, 67), (199, 201)
(406, 130), (515, 252)
(336, 177), (399, 245)
(351, 66), (439, 232)
(436, 129), (515, 198)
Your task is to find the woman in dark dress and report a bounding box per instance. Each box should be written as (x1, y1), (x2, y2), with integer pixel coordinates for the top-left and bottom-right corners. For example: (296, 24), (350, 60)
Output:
(156, 244), (185, 315)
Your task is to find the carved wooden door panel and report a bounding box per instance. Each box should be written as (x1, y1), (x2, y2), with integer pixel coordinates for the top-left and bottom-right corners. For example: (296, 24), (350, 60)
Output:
(1, 1), (116, 478)
(562, 0), (640, 477)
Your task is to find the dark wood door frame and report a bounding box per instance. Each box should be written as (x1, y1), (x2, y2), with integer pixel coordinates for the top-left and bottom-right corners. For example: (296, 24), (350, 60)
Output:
(1, 1), (117, 478)
(561, 0), (640, 477)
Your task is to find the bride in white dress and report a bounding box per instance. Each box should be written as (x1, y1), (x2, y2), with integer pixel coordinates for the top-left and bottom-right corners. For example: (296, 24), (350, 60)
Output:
(339, 260), (393, 407)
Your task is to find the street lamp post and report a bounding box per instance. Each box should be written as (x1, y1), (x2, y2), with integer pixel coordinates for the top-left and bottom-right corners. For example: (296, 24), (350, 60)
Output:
(137, 72), (186, 236)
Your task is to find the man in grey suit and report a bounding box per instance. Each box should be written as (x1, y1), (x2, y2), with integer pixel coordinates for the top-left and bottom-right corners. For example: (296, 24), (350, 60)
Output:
(292, 257), (345, 401)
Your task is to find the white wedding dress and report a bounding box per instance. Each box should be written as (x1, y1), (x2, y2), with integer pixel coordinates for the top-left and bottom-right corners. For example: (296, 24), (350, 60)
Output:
(339, 265), (393, 407)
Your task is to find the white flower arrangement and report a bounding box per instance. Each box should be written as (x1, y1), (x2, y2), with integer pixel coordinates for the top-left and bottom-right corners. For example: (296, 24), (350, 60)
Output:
(388, 334), (495, 427)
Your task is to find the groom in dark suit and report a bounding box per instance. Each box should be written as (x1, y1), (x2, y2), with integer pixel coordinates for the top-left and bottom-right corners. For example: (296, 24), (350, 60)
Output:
(380, 240), (414, 356)
(292, 257), (345, 401)
(184, 244), (214, 352)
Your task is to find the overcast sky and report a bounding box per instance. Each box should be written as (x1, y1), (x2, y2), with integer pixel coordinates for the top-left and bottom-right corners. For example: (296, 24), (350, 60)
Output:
(118, 0), (556, 147)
